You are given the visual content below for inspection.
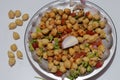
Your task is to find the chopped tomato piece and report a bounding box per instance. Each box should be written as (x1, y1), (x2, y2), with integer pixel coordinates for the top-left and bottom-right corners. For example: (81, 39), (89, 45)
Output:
(55, 70), (63, 76)
(73, 52), (86, 59)
(86, 30), (96, 35)
(65, 28), (72, 33)
(85, 11), (90, 16)
(32, 42), (38, 49)
(91, 39), (102, 47)
(70, 12), (76, 17)
(61, 19), (65, 25)
(95, 61), (103, 68)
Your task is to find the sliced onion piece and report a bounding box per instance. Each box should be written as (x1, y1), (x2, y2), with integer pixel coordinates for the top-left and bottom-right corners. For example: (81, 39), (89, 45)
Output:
(62, 36), (78, 49)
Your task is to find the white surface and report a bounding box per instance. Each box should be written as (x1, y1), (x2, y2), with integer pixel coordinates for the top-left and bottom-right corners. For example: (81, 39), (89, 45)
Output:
(0, 0), (119, 80)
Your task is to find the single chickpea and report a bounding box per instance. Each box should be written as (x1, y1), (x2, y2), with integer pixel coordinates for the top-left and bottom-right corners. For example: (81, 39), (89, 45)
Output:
(15, 10), (21, 18)
(64, 8), (71, 15)
(31, 32), (37, 39)
(9, 58), (16, 67)
(15, 19), (23, 26)
(99, 21), (106, 28)
(22, 13), (29, 21)
(10, 44), (17, 52)
(93, 13), (100, 20)
(58, 9), (64, 15)
(9, 22), (17, 30)
(13, 32), (20, 40)
(49, 11), (55, 18)
(16, 50), (23, 59)
(8, 51), (15, 58)
(8, 10), (15, 19)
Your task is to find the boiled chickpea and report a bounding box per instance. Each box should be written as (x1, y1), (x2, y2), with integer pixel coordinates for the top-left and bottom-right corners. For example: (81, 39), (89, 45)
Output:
(69, 17), (76, 24)
(50, 28), (57, 36)
(69, 48), (75, 56)
(55, 19), (61, 25)
(9, 22), (17, 30)
(62, 13), (68, 20)
(93, 13), (100, 20)
(31, 32), (37, 39)
(83, 18), (89, 24)
(59, 65), (66, 73)
(79, 66), (86, 74)
(64, 8), (71, 15)
(47, 43), (54, 50)
(49, 11), (55, 18)
(42, 28), (49, 34)
(15, 19), (23, 26)
(41, 39), (49, 45)
(50, 65), (58, 73)
(64, 60), (71, 69)
(92, 21), (99, 28)
(15, 10), (21, 18)
(22, 13), (29, 21)
(99, 21), (106, 28)
(58, 9), (64, 15)
(73, 23), (79, 30)
(71, 62), (78, 69)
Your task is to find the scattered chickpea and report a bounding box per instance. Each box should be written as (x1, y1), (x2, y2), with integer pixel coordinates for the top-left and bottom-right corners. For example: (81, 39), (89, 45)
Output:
(16, 50), (23, 59)
(8, 10), (15, 19)
(22, 13), (29, 21)
(10, 44), (17, 52)
(8, 51), (15, 58)
(13, 32), (20, 40)
(9, 58), (16, 67)
(15, 10), (21, 18)
(15, 19), (23, 26)
(9, 22), (17, 30)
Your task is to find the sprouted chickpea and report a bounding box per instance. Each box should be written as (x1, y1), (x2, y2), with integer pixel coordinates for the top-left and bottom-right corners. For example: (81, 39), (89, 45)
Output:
(8, 10), (15, 19)
(15, 10), (21, 18)
(10, 44), (17, 52)
(15, 19), (23, 26)
(13, 32), (20, 40)
(9, 22), (17, 30)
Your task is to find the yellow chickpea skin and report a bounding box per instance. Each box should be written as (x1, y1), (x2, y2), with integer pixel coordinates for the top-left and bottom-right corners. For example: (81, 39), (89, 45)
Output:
(9, 58), (16, 67)
(22, 13), (29, 21)
(10, 44), (17, 52)
(15, 10), (21, 18)
(64, 60), (71, 69)
(93, 13), (100, 20)
(8, 10), (15, 19)
(16, 50), (23, 59)
(9, 22), (17, 30)
(8, 51), (15, 58)
(13, 32), (20, 40)
(58, 9), (64, 15)
(15, 19), (23, 26)
(99, 21), (106, 28)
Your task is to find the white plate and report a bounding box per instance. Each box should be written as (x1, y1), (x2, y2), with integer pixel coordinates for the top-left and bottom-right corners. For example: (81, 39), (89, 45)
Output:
(24, 0), (117, 80)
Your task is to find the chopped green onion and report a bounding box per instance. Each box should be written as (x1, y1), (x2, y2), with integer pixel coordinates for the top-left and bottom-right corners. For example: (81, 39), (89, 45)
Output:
(49, 35), (53, 41)
(87, 66), (92, 72)
(87, 53), (95, 58)
(54, 38), (60, 49)
(36, 27), (42, 32)
(29, 43), (34, 52)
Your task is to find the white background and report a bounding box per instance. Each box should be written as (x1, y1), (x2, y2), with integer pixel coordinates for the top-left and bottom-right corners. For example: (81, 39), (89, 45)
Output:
(0, 0), (119, 80)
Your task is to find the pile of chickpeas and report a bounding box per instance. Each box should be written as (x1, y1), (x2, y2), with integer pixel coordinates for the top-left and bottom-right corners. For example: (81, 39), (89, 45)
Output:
(29, 8), (107, 76)
(8, 10), (29, 67)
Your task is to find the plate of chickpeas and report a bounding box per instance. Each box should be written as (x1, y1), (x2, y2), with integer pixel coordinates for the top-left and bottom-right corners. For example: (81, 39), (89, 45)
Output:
(24, 0), (117, 80)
